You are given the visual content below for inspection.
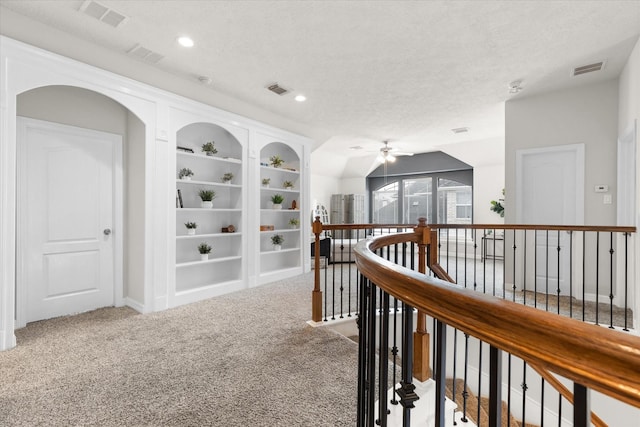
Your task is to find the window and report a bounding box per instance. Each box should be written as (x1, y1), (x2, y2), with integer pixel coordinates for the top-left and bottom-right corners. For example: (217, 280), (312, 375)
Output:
(437, 178), (472, 224)
(372, 182), (398, 224)
(404, 178), (433, 223)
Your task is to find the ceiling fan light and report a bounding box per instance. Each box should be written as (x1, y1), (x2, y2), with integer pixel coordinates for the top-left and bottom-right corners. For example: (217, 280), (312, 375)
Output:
(386, 154), (396, 162)
(376, 153), (385, 163)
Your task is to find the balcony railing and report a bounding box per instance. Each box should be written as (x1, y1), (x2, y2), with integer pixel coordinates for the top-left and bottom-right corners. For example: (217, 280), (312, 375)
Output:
(310, 218), (638, 426)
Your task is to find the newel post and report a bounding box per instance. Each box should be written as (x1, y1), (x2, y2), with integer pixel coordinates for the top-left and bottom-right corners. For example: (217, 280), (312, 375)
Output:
(312, 216), (323, 322)
(413, 218), (431, 381)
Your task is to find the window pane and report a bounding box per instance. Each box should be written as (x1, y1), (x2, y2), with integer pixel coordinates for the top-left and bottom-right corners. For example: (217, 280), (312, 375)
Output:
(437, 178), (472, 224)
(404, 178), (432, 224)
(373, 182), (398, 224)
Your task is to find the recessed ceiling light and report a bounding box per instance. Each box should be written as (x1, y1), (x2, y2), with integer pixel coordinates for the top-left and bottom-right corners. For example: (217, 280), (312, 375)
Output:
(508, 80), (523, 93)
(177, 36), (194, 48)
(451, 127), (469, 134)
(349, 146), (363, 150)
(294, 95), (306, 102)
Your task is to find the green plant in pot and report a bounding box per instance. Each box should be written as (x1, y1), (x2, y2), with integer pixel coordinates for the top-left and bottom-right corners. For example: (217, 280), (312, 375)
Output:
(262, 178), (271, 187)
(271, 193), (284, 209)
(185, 221), (197, 235)
(288, 218), (299, 229)
(283, 180), (294, 190)
(198, 242), (212, 260)
(198, 189), (216, 208)
(222, 172), (234, 183)
(178, 168), (194, 180)
(271, 234), (284, 250)
(269, 155), (284, 168)
(490, 189), (505, 218)
(201, 141), (217, 156)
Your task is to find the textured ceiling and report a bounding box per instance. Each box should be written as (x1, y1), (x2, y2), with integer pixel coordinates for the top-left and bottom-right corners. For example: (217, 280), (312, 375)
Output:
(1, 0), (639, 176)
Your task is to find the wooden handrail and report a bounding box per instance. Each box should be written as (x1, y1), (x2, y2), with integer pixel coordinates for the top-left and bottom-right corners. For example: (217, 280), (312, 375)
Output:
(316, 222), (636, 233)
(354, 233), (640, 409)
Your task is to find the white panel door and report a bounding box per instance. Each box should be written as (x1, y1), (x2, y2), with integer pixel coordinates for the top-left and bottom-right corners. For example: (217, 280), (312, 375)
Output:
(516, 144), (584, 296)
(19, 118), (119, 323)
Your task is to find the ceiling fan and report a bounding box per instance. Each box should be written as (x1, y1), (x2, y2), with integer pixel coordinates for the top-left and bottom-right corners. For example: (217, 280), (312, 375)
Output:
(376, 141), (414, 163)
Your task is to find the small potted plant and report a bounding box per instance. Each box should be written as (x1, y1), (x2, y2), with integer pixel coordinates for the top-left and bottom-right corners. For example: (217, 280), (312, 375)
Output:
(262, 178), (271, 188)
(178, 168), (194, 180)
(185, 221), (197, 235)
(271, 194), (284, 209)
(288, 218), (299, 229)
(202, 141), (217, 156)
(222, 172), (234, 184)
(283, 180), (294, 190)
(271, 234), (284, 251)
(198, 189), (216, 208)
(198, 242), (212, 260)
(269, 155), (284, 168)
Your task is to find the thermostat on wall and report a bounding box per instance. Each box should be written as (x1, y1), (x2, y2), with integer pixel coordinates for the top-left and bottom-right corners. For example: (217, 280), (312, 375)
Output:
(594, 185), (609, 193)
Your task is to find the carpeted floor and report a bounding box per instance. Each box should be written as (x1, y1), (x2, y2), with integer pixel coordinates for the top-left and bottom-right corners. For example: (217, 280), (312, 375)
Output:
(0, 273), (358, 427)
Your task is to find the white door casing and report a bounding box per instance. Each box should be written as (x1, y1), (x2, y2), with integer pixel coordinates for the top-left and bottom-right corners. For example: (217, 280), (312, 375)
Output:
(16, 117), (123, 326)
(516, 144), (585, 297)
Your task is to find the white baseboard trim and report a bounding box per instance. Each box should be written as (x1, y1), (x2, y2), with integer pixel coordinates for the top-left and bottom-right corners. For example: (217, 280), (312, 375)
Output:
(124, 297), (145, 313)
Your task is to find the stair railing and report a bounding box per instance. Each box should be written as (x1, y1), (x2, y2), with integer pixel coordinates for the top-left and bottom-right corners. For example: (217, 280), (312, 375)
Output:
(354, 222), (640, 426)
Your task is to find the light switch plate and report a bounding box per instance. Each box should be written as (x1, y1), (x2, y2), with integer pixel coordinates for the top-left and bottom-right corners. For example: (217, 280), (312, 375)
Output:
(595, 185), (609, 193)
(604, 194), (612, 204)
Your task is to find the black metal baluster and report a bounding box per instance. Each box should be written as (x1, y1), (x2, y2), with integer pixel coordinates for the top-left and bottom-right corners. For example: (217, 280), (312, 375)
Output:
(624, 232), (629, 331)
(396, 301), (418, 427)
(512, 229), (517, 301)
(582, 231), (586, 321)
(435, 320), (447, 427)
(493, 227), (497, 297)
(339, 235), (345, 319)
(540, 378), (545, 427)
(489, 345), (503, 427)
(545, 229), (550, 311)
(534, 231), (538, 309)
(596, 232), (600, 325)
(507, 353), (512, 427)
(324, 254), (329, 321)
(356, 275), (369, 427)
(523, 230), (527, 306)
(446, 229), (450, 273)
(367, 280), (378, 426)
(452, 327), (458, 425)
(483, 229), (487, 293)
(521, 361), (528, 426)
(557, 230), (561, 315)
(377, 290), (390, 426)
(569, 231), (573, 318)
(573, 383), (590, 427)
(464, 228), (468, 289)
(477, 341), (483, 426)
(462, 333), (470, 423)
(391, 297), (399, 405)
(557, 393), (562, 427)
(609, 231), (614, 329)
(473, 229), (477, 292)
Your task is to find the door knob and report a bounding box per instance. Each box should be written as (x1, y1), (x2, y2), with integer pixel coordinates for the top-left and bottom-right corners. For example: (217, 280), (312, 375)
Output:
(104, 228), (112, 236)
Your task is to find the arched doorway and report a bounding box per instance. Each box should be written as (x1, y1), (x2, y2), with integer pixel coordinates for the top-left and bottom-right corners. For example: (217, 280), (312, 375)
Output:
(15, 85), (146, 327)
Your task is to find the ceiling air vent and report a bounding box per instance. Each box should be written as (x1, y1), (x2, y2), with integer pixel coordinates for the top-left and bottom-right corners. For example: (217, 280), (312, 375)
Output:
(572, 61), (605, 76)
(451, 127), (469, 134)
(127, 44), (164, 64)
(267, 83), (289, 96)
(80, 0), (128, 28)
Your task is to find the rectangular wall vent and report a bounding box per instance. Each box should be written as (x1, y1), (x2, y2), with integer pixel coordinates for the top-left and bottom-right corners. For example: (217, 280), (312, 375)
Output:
(572, 61), (605, 76)
(127, 44), (164, 64)
(267, 83), (289, 96)
(79, 0), (128, 28)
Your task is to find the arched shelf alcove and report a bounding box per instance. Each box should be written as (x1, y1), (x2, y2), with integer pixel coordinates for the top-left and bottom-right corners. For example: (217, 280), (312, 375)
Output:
(258, 141), (303, 282)
(173, 121), (245, 300)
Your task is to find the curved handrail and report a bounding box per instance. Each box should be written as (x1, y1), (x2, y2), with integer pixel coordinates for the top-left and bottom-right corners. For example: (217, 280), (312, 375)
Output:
(355, 232), (640, 409)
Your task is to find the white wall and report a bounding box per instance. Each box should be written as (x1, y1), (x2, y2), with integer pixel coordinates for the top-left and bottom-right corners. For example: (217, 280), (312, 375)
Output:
(618, 37), (640, 330)
(310, 173), (341, 216)
(474, 163), (505, 225)
(505, 80), (619, 226)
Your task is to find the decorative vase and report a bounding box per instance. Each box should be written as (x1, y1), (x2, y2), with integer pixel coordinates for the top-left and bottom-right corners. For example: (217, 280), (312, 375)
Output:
(187, 228), (196, 235)
(272, 203), (282, 210)
(206, 152), (214, 156)
(285, 186), (293, 191)
(201, 201), (213, 209)
(273, 244), (282, 251)
(290, 224), (297, 229)
(182, 176), (191, 181)
(200, 253), (209, 261)
(263, 184), (269, 188)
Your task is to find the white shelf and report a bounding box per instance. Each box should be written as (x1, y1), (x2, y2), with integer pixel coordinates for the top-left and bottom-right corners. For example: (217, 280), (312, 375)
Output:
(177, 150), (241, 164)
(260, 228), (299, 234)
(178, 208), (242, 212)
(260, 209), (301, 213)
(176, 232), (241, 240)
(260, 247), (300, 255)
(260, 187), (299, 193)
(176, 255), (242, 268)
(177, 179), (242, 188)
(260, 165), (299, 175)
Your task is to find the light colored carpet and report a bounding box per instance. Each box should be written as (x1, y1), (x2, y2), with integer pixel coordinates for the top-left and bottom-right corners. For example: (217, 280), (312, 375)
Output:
(0, 273), (358, 427)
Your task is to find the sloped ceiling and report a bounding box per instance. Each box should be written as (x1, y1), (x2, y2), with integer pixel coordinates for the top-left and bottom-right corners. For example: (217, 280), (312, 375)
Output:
(1, 1), (639, 177)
